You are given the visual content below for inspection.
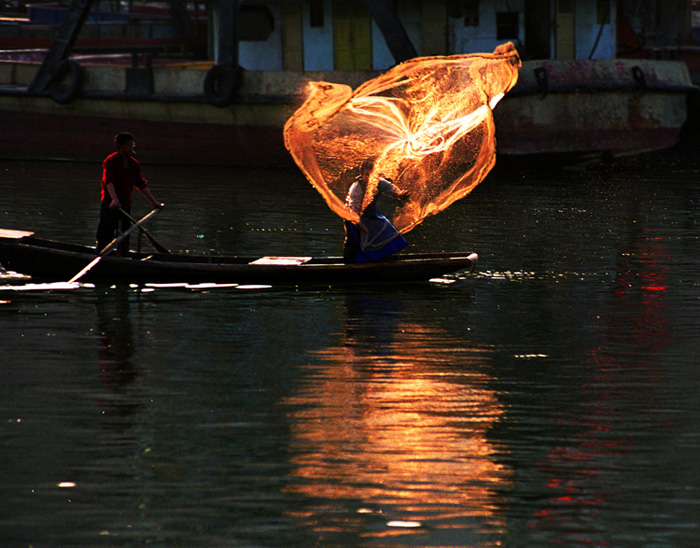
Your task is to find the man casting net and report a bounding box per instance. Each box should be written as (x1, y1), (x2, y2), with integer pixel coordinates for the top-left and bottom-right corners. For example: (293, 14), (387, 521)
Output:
(284, 42), (521, 258)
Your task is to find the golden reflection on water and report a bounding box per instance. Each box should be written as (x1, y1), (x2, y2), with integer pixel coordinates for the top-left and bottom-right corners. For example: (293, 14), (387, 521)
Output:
(283, 297), (511, 540)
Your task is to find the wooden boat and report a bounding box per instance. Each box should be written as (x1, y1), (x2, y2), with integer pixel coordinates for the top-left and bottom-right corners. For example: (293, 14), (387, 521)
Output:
(0, 229), (477, 285)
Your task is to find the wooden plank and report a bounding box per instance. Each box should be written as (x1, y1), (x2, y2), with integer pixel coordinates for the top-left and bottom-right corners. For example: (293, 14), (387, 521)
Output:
(249, 257), (312, 265)
(0, 228), (34, 239)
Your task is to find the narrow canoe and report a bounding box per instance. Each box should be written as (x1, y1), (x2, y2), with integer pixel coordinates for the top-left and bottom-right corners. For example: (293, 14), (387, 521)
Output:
(0, 229), (477, 284)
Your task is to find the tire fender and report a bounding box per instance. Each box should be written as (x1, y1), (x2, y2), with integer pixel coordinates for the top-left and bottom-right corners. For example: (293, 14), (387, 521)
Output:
(204, 64), (241, 108)
(48, 60), (84, 104)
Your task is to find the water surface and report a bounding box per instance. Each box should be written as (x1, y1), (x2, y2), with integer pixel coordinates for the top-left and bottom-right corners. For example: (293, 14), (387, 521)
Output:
(1, 150), (699, 547)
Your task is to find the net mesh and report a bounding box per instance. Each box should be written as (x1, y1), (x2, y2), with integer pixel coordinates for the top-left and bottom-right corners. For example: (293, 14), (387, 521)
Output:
(284, 42), (521, 232)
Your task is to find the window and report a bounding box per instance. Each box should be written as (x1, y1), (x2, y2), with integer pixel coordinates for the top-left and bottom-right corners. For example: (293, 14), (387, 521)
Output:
(597, 0), (610, 24)
(464, 0), (479, 26)
(557, 0), (574, 13)
(310, 0), (324, 28)
(496, 12), (519, 39)
(239, 6), (275, 41)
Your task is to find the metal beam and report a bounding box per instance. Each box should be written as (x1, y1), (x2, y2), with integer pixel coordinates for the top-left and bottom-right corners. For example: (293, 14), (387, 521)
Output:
(29, 0), (95, 93)
(363, 0), (417, 64)
(169, 0), (195, 39)
(216, 0), (239, 67)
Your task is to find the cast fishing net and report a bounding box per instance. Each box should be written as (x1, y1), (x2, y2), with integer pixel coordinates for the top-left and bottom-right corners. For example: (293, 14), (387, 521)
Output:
(284, 42), (521, 232)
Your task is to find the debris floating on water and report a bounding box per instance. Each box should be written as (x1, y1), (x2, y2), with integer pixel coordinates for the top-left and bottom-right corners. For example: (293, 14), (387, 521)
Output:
(386, 520), (423, 528)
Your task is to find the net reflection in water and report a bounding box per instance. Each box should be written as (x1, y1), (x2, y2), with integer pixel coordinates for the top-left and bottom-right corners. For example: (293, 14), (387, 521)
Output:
(282, 296), (510, 541)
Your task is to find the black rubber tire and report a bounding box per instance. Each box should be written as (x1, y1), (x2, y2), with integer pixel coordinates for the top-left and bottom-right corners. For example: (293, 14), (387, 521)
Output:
(203, 64), (241, 108)
(48, 60), (84, 105)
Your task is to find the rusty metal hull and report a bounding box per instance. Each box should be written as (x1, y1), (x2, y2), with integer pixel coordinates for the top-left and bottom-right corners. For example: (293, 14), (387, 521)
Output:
(0, 59), (694, 166)
(0, 106), (291, 167)
(494, 59), (695, 161)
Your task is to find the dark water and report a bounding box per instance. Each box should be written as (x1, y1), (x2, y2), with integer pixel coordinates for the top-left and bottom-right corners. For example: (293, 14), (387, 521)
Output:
(1, 149), (699, 547)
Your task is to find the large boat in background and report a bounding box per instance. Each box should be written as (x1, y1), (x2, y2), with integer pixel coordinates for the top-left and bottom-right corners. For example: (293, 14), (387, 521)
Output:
(496, 57), (694, 163)
(0, 0), (697, 167)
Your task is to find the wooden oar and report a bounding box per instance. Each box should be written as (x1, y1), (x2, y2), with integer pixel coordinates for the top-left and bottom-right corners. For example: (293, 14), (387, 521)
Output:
(118, 207), (170, 254)
(68, 208), (161, 283)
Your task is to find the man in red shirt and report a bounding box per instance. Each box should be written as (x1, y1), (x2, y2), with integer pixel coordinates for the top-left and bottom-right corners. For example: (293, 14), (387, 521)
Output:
(96, 132), (164, 254)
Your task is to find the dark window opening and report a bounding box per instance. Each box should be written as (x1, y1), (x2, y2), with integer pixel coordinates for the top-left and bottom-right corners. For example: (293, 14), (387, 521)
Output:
(558, 0), (574, 14)
(597, 0), (610, 24)
(310, 0), (324, 28)
(239, 6), (275, 41)
(496, 11), (519, 39)
(354, 1), (369, 18)
(464, 0), (479, 26)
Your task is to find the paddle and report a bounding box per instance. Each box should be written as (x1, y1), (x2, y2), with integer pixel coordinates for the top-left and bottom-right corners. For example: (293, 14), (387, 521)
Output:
(68, 208), (161, 283)
(118, 208), (170, 254)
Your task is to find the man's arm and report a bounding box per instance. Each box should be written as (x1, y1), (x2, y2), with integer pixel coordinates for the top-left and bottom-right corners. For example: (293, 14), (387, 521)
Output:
(106, 183), (121, 209)
(345, 182), (368, 233)
(139, 187), (164, 209)
(378, 177), (409, 200)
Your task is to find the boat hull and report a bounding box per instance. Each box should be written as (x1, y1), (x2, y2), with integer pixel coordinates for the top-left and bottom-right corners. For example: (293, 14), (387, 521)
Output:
(0, 59), (694, 166)
(0, 233), (477, 284)
(494, 59), (695, 161)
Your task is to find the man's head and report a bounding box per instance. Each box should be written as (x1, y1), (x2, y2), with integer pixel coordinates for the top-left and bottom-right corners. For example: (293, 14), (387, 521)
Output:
(115, 132), (135, 147)
(115, 132), (136, 156)
(359, 158), (374, 179)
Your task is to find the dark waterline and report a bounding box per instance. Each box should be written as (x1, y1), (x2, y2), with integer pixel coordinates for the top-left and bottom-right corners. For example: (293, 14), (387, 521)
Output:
(1, 148), (699, 547)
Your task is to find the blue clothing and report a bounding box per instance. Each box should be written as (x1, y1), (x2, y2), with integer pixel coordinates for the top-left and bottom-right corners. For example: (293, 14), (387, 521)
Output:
(344, 220), (407, 262)
(343, 177), (407, 263)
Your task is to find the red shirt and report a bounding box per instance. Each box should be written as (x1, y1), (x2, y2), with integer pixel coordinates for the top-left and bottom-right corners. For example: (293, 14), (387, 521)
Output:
(101, 152), (148, 205)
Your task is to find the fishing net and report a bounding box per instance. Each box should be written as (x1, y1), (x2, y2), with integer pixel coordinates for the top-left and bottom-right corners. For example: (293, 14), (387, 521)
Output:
(283, 42), (521, 232)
